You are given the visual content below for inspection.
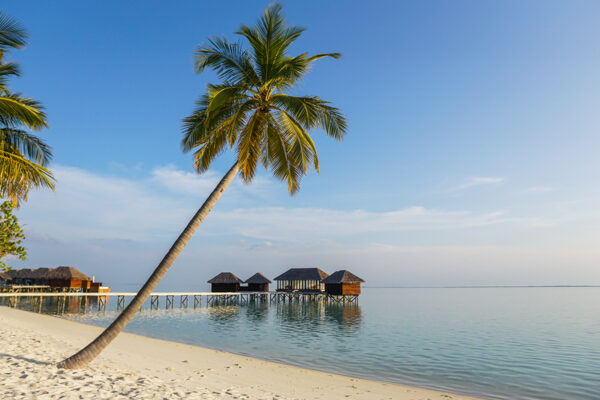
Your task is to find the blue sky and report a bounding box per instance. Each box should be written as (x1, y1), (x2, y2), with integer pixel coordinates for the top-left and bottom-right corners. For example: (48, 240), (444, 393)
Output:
(3, 1), (600, 289)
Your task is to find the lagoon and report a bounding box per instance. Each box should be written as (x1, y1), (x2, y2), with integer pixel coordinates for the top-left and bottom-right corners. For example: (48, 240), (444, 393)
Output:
(10, 287), (600, 400)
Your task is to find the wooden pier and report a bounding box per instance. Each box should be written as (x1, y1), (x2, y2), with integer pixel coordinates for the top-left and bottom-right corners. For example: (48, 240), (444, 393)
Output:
(0, 291), (358, 314)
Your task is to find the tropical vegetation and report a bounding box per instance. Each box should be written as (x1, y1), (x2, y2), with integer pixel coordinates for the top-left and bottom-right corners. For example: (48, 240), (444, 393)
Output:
(0, 12), (54, 203)
(58, 3), (347, 368)
(0, 200), (26, 272)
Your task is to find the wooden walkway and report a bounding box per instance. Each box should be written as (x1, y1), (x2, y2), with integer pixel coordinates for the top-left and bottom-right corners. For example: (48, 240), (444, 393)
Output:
(0, 291), (359, 313)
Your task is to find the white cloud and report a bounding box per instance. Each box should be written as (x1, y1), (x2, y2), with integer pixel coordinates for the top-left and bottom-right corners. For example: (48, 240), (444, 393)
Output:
(452, 176), (505, 191)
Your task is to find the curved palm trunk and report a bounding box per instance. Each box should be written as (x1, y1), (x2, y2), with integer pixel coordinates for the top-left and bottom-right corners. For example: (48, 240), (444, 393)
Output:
(58, 162), (240, 369)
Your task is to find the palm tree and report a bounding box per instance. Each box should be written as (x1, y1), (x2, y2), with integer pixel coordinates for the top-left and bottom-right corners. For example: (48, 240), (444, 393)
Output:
(58, 3), (347, 369)
(0, 12), (54, 203)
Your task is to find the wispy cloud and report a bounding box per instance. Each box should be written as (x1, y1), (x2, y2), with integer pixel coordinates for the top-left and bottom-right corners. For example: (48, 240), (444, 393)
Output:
(451, 176), (505, 191)
(16, 165), (523, 246)
(211, 207), (513, 244)
(525, 185), (558, 194)
(11, 164), (600, 287)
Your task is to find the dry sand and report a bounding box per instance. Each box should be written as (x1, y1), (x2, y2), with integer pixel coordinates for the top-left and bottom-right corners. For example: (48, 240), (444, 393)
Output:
(0, 306), (481, 400)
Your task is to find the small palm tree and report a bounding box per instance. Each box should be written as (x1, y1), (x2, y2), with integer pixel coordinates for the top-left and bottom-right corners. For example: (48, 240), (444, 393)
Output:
(58, 3), (347, 369)
(0, 12), (54, 203)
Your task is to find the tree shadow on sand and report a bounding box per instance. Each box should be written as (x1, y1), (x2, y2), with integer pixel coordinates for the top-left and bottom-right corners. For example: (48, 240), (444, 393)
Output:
(0, 353), (53, 366)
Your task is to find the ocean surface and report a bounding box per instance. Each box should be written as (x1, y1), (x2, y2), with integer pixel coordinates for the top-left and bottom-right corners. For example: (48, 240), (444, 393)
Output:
(7, 287), (600, 400)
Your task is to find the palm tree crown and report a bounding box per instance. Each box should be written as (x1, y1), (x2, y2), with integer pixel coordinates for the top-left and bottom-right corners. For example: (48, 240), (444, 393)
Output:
(182, 3), (347, 194)
(0, 12), (54, 203)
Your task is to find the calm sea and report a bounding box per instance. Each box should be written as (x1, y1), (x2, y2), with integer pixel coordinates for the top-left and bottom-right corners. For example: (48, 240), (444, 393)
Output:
(9, 287), (600, 400)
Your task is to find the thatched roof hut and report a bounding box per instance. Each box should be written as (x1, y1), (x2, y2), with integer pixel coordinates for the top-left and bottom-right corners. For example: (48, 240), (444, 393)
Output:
(6, 266), (92, 289)
(322, 270), (365, 284)
(322, 270), (365, 295)
(274, 268), (329, 281)
(208, 272), (243, 284)
(207, 272), (243, 292)
(6, 268), (33, 279)
(47, 266), (91, 280)
(273, 268), (329, 292)
(245, 273), (271, 284)
(244, 273), (271, 292)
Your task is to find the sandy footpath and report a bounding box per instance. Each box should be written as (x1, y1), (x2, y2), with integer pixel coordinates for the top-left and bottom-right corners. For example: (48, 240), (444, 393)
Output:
(0, 306), (481, 400)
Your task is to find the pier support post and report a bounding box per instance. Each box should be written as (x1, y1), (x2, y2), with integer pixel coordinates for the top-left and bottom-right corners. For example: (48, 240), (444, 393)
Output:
(150, 295), (159, 309)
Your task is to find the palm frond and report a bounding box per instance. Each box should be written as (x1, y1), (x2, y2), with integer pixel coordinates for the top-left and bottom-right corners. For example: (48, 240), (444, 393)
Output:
(0, 128), (53, 166)
(191, 124), (229, 173)
(0, 93), (47, 130)
(265, 52), (341, 90)
(237, 3), (305, 83)
(206, 84), (250, 117)
(278, 109), (319, 173)
(271, 94), (347, 140)
(182, 94), (258, 153)
(0, 147), (54, 203)
(0, 13), (27, 50)
(0, 59), (20, 89)
(194, 37), (260, 86)
(264, 113), (301, 194)
(237, 111), (266, 182)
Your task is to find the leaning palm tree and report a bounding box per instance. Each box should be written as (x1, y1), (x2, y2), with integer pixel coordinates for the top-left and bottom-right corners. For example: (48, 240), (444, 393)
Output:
(0, 12), (54, 203)
(58, 3), (347, 369)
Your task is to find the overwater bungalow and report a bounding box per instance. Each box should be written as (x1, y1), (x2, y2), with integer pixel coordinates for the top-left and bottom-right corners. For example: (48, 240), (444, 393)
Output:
(244, 273), (271, 292)
(208, 272), (243, 292)
(322, 270), (365, 295)
(47, 266), (92, 290)
(273, 268), (329, 292)
(5, 266), (102, 292)
(7, 268), (36, 285)
(0, 271), (11, 285)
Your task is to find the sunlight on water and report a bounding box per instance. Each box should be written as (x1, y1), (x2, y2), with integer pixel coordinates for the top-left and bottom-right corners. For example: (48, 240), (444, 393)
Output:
(5, 287), (600, 400)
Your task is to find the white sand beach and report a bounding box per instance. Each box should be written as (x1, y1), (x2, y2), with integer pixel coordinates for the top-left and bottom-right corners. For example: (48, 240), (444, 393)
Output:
(0, 306), (481, 400)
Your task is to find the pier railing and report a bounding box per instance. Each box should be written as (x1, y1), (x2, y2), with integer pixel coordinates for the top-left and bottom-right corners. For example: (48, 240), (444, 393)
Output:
(0, 291), (358, 313)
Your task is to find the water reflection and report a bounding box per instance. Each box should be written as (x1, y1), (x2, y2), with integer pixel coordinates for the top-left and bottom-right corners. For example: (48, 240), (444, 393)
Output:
(207, 305), (240, 326)
(0, 295), (108, 315)
(245, 302), (269, 323)
(324, 303), (362, 334)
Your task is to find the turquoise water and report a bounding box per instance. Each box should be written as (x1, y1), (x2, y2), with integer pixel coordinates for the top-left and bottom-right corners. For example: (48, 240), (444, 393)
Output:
(11, 287), (600, 399)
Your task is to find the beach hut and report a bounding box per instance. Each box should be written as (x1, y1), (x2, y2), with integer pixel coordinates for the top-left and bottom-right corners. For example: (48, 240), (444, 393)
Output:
(47, 266), (91, 290)
(244, 273), (271, 292)
(6, 268), (36, 285)
(30, 267), (53, 285)
(0, 271), (12, 285)
(207, 272), (243, 292)
(322, 270), (365, 295)
(273, 268), (329, 292)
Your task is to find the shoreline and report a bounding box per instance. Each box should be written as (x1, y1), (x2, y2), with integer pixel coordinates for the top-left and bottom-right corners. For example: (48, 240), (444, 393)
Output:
(1, 306), (482, 400)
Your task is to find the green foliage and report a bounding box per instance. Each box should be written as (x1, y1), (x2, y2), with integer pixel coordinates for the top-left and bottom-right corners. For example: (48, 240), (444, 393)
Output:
(0, 12), (54, 203)
(0, 200), (26, 272)
(182, 3), (347, 194)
